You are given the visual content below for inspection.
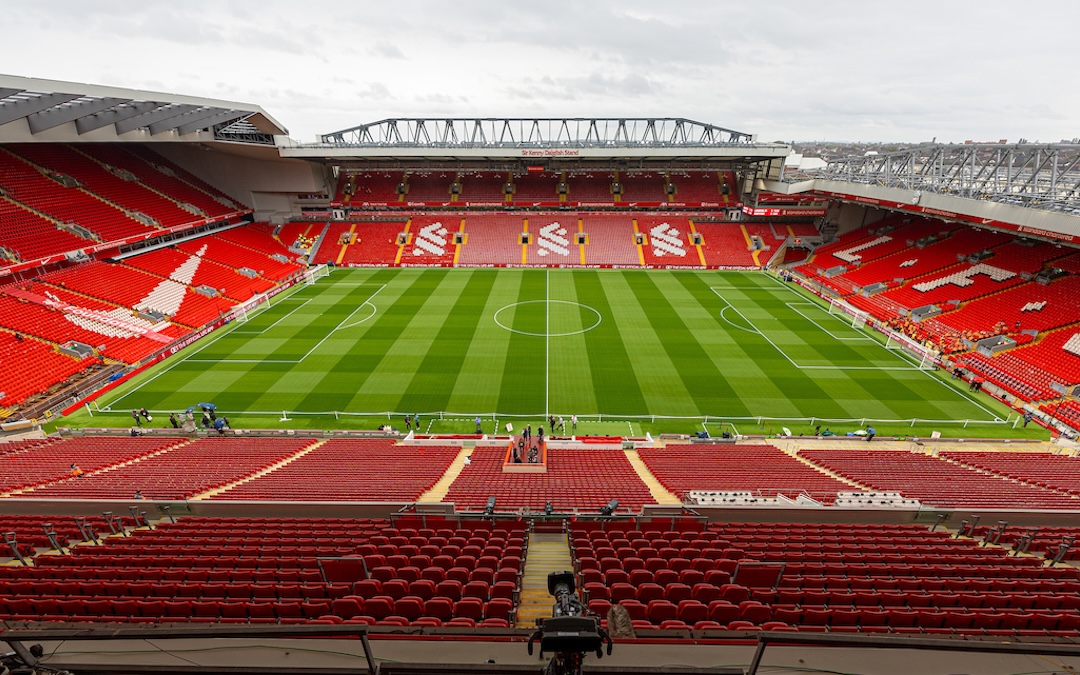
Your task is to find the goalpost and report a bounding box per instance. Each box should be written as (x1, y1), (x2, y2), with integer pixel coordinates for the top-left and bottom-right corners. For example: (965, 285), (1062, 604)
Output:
(826, 297), (868, 329)
(232, 293), (267, 323)
(303, 263), (331, 286)
(885, 331), (939, 371)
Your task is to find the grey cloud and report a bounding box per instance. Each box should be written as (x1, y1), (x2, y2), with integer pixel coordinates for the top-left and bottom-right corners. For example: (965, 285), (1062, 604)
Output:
(371, 42), (407, 59)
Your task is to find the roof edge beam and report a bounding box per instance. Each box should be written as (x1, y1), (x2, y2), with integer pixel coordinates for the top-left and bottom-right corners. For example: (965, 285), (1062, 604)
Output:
(115, 104), (201, 135)
(0, 92), (81, 127)
(27, 97), (132, 134)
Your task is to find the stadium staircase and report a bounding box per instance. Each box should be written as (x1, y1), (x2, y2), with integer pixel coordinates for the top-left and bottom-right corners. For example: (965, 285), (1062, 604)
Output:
(192, 439), (327, 500)
(515, 533), (573, 627)
(417, 447), (473, 504)
(623, 449), (681, 505)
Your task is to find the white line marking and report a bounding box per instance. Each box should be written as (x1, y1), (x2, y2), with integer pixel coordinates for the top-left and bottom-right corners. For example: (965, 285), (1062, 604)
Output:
(710, 287), (917, 371)
(102, 279), (315, 408)
(188, 284), (387, 365)
(232, 299), (313, 335)
(759, 271), (1003, 420)
(545, 268), (550, 418)
(785, 301), (872, 341)
(492, 300), (601, 337)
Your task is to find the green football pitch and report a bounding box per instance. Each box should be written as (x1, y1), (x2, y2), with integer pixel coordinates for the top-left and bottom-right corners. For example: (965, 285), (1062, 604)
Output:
(64, 268), (1041, 439)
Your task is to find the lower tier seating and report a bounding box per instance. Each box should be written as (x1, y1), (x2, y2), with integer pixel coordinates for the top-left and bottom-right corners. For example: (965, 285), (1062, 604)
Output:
(638, 445), (856, 504)
(213, 439), (460, 501)
(799, 449), (1078, 509)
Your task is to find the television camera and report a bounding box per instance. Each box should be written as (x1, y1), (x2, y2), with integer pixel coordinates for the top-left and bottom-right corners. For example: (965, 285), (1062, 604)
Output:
(527, 571), (612, 675)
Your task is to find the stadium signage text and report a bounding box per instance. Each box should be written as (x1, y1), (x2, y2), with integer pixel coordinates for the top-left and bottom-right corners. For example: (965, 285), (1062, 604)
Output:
(742, 206), (828, 217)
(520, 149), (582, 157)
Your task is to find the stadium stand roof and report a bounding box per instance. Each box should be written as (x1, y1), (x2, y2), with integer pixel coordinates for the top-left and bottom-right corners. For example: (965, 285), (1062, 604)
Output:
(0, 74), (287, 144)
(763, 143), (1080, 245)
(282, 117), (790, 164)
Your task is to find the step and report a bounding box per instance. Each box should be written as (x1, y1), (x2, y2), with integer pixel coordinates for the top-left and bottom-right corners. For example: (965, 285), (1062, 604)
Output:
(516, 533), (573, 628)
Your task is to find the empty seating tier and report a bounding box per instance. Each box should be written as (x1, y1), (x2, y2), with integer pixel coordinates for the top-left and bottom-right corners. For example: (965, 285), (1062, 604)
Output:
(574, 521), (1080, 634)
(0, 516), (524, 628)
(458, 215), (527, 266)
(213, 439), (460, 501)
(26, 437), (316, 501)
(638, 444), (857, 504)
(799, 449), (1078, 509)
(443, 447), (654, 512)
(0, 436), (184, 494)
(940, 452), (1080, 498)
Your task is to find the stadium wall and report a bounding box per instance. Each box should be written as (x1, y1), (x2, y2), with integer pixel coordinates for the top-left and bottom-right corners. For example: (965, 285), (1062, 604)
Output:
(153, 144), (329, 223)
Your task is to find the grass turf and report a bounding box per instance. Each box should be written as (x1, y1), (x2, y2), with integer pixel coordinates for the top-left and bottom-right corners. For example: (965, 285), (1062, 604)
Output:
(61, 268), (1043, 440)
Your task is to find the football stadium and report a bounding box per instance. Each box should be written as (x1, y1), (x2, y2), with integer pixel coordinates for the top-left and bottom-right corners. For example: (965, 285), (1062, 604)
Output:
(0, 73), (1078, 675)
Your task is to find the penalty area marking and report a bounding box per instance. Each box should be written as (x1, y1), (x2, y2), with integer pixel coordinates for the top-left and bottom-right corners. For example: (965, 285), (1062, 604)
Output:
(710, 287), (919, 372)
(493, 299), (602, 337)
(185, 284), (387, 364)
(758, 272), (1003, 420)
(232, 298), (314, 335)
(785, 301), (873, 341)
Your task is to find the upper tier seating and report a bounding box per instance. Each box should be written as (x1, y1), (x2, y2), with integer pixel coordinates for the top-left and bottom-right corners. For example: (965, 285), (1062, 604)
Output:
(346, 172), (404, 204)
(458, 172), (507, 204)
(638, 445), (857, 504)
(0, 148), (155, 244)
(511, 172), (561, 203)
(567, 172), (614, 204)
(669, 172), (721, 204)
(85, 146), (239, 221)
(214, 439), (460, 501)
(617, 172), (668, 203)
(459, 214), (527, 266)
(799, 450), (1078, 509)
(0, 436), (183, 494)
(10, 144), (195, 230)
(0, 198), (91, 262)
(573, 521), (1080, 634)
(930, 276), (1080, 337)
(405, 172), (455, 203)
(443, 447), (654, 512)
(125, 145), (244, 210)
(28, 437), (316, 501)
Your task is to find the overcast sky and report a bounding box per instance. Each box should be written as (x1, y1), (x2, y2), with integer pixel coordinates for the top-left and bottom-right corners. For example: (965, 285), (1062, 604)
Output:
(5, 1), (1077, 144)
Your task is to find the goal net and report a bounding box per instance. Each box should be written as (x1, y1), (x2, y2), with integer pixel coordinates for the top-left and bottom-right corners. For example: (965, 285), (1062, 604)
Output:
(303, 264), (331, 286)
(231, 292), (268, 323)
(885, 332), (939, 370)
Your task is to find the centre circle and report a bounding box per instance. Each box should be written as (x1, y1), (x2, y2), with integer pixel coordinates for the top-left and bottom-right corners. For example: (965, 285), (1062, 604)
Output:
(493, 300), (602, 337)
